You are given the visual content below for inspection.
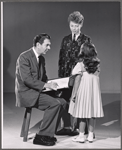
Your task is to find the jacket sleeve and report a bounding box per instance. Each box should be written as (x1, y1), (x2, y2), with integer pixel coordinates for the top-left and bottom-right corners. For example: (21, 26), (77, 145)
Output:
(85, 35), (91, 43)
(18, 54), (45, 92)
(58, 38), (66, 77)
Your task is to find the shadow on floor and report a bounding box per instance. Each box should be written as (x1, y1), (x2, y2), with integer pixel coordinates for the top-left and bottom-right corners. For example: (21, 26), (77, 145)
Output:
(28, 100), (120, 140)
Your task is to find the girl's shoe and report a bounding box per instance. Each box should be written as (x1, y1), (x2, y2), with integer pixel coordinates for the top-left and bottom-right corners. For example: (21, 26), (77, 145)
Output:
(72, 133), (85, 143)
(87, 132), (94, 143)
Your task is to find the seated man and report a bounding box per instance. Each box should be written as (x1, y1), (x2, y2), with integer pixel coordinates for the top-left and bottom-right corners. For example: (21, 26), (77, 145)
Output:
(15, 33), (67, 146)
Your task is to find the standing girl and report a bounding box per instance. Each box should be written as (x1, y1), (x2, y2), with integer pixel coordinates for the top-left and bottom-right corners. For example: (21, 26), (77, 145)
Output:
(68, 42), (104, 143)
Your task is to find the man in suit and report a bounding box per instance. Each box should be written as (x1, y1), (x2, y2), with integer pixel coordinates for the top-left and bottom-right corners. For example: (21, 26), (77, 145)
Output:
(15, 33), (67, 146)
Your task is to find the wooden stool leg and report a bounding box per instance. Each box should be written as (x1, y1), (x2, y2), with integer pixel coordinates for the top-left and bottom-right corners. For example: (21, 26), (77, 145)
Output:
(20, 108), (28, 137)
(23, 108), (32, 142)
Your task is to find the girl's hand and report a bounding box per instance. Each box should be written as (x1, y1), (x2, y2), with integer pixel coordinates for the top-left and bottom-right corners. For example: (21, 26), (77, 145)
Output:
(72, 98), (75, 103)
(44, 81), (59, 91)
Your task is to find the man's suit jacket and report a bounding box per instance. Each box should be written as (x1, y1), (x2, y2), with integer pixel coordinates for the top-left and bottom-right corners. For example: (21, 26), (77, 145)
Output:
(15, 48), (48, 107)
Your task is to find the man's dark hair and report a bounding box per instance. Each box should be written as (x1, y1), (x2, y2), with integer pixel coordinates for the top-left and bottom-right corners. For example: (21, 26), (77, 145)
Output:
(33, 33), (51, 46)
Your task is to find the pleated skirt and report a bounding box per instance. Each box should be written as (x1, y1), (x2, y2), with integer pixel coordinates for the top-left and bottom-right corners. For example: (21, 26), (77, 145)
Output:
(68, 72), (104, 118)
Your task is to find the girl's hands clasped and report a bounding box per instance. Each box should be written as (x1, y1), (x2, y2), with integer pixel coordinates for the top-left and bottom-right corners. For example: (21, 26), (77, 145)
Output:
(44, 81), (59, 91)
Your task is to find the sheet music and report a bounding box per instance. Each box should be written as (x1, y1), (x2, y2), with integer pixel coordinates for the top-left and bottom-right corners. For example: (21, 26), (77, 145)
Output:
(43, 77), (69, 92)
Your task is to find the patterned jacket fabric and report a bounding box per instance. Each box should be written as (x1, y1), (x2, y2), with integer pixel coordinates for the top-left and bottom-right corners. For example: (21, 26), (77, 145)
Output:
(58, 33), (91, 77)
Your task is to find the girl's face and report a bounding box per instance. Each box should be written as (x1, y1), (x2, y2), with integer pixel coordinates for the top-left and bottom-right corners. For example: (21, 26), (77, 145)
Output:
(69, 21), (82, 35)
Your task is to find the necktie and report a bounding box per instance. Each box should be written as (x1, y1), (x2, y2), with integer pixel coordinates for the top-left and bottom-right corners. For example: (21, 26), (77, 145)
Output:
(38, 55), (42, 79)
(38, 55), (41, 70)
(73, 34), (76, 42)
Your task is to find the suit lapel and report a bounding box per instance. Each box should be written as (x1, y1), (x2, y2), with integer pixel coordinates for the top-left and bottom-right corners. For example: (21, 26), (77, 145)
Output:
(77, 33), (83, 41)
(30, 48), (39, 69)
(30, 48), (44, 80)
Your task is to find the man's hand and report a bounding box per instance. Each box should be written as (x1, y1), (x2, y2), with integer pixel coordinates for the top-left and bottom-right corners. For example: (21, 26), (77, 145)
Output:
(44, 81), (59, 91)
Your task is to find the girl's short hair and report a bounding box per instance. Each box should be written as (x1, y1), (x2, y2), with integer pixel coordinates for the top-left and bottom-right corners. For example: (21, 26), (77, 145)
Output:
(68, 11), (84, 24)
(79, 42), (100, 73)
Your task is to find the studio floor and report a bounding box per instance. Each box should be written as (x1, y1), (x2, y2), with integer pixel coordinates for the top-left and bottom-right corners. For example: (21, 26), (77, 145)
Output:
(2, 93), (121, 149)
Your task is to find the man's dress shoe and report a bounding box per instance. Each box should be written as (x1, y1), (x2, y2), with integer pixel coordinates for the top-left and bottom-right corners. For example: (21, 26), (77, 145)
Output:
(56, 128), (79, 136)
(33, 134), (55, 146)
(47, 136), (57, 142)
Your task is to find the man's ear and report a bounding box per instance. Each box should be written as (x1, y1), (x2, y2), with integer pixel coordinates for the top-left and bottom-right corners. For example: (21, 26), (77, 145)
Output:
(36, 42), (41, 47)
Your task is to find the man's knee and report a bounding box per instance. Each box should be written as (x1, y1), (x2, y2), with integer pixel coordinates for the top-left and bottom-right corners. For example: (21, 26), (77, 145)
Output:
(43, 93), (67, 109)
(56, 98), (67, 109)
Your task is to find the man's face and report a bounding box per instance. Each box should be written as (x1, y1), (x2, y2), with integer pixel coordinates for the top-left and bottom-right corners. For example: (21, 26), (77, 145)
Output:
(69, 21), (82, 35)
(38, 39), (51, 55)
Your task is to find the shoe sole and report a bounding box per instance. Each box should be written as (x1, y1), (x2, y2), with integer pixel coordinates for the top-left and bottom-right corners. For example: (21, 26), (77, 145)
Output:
(88, 141), (93, 143)
(33, 139), (55, 146)
(73, 141), (85, 143)
(79, 141), (85, 143)
(72, 139), (85, 143)
(87, 139), (94, 143)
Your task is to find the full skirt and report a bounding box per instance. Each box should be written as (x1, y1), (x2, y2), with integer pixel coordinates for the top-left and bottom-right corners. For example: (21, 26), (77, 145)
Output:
(68, 72), (104, 118)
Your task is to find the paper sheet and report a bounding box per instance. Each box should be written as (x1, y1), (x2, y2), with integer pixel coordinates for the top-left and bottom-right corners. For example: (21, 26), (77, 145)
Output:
(43, 77), (69, 92)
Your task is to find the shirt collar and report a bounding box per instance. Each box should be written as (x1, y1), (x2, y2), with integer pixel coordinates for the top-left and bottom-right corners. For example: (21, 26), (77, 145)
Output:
(32, 47), (39, 60)
(72, 32), (81, 40)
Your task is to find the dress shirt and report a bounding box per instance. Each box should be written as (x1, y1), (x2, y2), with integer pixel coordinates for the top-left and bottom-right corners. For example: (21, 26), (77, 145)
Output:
(72, 32), (81, 41)
(33, 47), (46, 90)
(32, 47), (40, 63)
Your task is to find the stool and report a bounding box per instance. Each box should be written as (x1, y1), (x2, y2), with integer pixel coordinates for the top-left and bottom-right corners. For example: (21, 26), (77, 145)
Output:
(20, 107), (32, 142)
